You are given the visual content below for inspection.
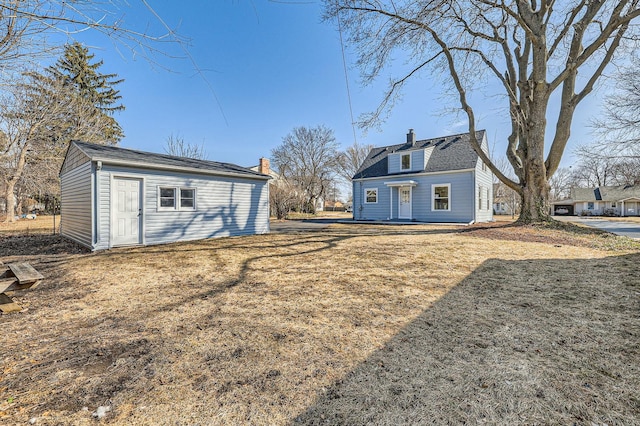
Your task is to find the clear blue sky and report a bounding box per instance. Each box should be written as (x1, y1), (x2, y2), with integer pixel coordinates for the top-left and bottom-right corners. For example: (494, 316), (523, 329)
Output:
(65, 0), (602, 171)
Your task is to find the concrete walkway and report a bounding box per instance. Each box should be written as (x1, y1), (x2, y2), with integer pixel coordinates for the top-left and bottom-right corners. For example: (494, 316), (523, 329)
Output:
(555, 216), (640, 239)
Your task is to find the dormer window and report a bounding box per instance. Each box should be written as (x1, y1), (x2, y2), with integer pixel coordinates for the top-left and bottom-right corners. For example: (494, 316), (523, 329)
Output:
(401, 153), (411, 170)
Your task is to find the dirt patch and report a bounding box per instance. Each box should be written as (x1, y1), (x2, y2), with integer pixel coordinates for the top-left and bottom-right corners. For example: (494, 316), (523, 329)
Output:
(0, 224), (638, 425)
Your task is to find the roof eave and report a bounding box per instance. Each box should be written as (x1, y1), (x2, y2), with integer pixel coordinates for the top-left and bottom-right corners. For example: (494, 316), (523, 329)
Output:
(94, 158), (270, 181)
(353, 168), (475, 181)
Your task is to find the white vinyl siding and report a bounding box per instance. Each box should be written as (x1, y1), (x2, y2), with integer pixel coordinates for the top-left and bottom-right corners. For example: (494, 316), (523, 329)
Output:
(60, 160), (93, 248)
(95, 165), (269, 249)
(474, 142), (494, 222)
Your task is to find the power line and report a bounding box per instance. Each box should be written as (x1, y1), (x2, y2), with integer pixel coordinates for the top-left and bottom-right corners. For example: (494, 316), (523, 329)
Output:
(336, 9), (357, 145)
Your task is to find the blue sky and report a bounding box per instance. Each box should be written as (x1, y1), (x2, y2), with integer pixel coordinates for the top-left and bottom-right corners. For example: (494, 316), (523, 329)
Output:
(64, 0), (603, 171)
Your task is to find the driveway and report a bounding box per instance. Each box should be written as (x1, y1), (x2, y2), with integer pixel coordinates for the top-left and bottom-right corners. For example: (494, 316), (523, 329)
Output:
(556, 216), (640, 239)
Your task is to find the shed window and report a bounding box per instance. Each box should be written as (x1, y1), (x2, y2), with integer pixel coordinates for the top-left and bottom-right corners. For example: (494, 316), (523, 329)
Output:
(160, 188), (176, 208)
(432, 184), (450, 211)
(401, 154), (411, 170)
(158, 187), (197, 211)
(365, 188), (378, 204)
(180, 189), (195, 209)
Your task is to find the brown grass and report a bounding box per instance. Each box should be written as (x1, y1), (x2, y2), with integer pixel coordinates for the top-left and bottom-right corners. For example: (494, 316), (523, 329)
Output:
(0, 215), (59, 236)
(0, 223), (638, 425)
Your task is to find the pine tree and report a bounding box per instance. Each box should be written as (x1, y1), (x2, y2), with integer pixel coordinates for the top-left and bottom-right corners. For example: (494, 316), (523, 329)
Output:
(48, 42), (125, 143)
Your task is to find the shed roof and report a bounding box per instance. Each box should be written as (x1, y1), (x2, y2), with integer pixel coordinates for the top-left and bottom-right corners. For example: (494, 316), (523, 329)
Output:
(571, 185), (640, 201)
(353, 130), (485, 179)
(70, 141), (269, 180)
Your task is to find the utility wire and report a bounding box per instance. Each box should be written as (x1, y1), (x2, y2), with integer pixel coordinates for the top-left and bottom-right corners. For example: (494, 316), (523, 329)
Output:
(336, 9), (358, 145)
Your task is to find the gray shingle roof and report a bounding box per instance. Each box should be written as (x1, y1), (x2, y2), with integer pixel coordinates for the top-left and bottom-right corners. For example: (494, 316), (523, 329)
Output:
(72, 141), (269, 180)
(571, 185), (640, 201)
(353, 130), (485, 179)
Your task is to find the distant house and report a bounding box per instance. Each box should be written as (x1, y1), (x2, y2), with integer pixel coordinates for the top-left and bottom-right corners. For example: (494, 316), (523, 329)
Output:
(60, 141), (270, 251)
(352, 129), (493, 223)
(552, 185), (640, 216)
(493, 182), (519, 216)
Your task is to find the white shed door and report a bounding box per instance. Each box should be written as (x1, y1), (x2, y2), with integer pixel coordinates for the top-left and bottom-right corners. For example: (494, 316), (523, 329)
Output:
(112, 177), (142, 246)
(399, 187), (412, 219)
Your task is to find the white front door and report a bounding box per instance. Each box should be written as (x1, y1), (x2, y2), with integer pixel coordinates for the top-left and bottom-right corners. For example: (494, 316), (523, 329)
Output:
(399, 187), (412, 219)
(112, 177), (142, 246)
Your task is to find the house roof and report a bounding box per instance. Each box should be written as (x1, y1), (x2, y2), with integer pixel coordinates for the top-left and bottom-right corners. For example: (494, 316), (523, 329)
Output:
(71, 141), (269, 180)
(353, 130), (485, 179)
(571, 185), (640, 202)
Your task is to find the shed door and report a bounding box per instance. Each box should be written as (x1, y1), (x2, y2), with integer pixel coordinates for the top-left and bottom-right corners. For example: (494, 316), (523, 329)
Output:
(112, 177), (142, 246)
(399, 187), (412, 219)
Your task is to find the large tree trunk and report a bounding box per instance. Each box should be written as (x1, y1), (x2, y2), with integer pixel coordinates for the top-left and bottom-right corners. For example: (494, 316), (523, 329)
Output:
(519, 180), (551, 223)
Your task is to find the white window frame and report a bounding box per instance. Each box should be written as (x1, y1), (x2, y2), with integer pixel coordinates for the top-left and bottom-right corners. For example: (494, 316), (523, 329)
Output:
(179, 188), (197, 211)
(432, 183), (451, 211)
(401, 153), (411, 171)
(478, 186), (483, 210)
(158, 187), (177, 211)
(157, 186), (197, 211)
(364, 188), (378, 204)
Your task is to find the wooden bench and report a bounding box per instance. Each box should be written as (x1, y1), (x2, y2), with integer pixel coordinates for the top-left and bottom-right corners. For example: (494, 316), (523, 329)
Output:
(0, 262), (44, 313)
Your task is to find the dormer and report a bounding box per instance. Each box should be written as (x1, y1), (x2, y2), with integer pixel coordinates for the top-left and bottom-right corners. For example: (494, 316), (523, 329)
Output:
(388, 129), (433, 174)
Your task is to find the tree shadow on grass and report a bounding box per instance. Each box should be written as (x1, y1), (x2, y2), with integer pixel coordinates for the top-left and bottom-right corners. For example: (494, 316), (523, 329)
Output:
(293, 253), (640, 425)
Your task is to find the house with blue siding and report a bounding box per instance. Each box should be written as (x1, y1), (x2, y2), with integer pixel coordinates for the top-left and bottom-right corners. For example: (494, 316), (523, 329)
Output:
(60, 141), (270, 251)
(352, 130), (493, 223)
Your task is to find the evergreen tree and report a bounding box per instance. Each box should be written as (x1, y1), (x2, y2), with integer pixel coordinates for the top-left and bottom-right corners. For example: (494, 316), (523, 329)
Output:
(48, 42), (125, 144)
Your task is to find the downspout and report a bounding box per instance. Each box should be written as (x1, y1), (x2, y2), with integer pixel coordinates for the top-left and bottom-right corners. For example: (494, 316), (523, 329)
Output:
(359, 181), (363, 220)
(94, 161), (102, 247)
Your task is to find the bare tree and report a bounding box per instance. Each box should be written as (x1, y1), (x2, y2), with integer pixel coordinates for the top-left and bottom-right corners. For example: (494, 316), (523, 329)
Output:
(548, 167), (573, 201)
(271, 125), (339, 214)
(326, 1), (640, 223)
(571, 145), (619, 187)
(0, 1), (184, 74)
(269, 178), (304, 220)
(336, 141), (374, 182)
(164, 134), (208, 160)
(570, 143), (640, 188)
(592, 55), (640, 156)
(1, 73), (113, 221)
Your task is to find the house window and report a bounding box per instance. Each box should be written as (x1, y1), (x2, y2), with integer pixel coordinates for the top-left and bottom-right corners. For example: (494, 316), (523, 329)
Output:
(587, 202), (594, 210)
(486, 188), (490, 210)
(158, 187), (197, 211)
(159, 187), (176, 209)
(478, 187), (483, 210)
(482, 162), (487, 172)
(432, 184), (450, 211)
(612, 202), (616, 207)
(401, 154), (411, 170)
(365, 188), (378, 204)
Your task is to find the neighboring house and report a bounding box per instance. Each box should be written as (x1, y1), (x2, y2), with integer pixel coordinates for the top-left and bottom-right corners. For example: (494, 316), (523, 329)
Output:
(352, 129), (493, 223)
(60, 141), (270, 251)
(552, 185), (640, 216)
(493, 182), (519, 216)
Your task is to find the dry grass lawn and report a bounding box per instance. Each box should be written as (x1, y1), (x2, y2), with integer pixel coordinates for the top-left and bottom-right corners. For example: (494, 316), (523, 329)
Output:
(0, 221), (638, 425)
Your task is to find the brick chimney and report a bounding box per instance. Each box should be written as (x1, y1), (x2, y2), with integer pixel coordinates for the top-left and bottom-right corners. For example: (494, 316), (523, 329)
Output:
(407, 129), (416, 146)
(258, 157), (270, 175)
